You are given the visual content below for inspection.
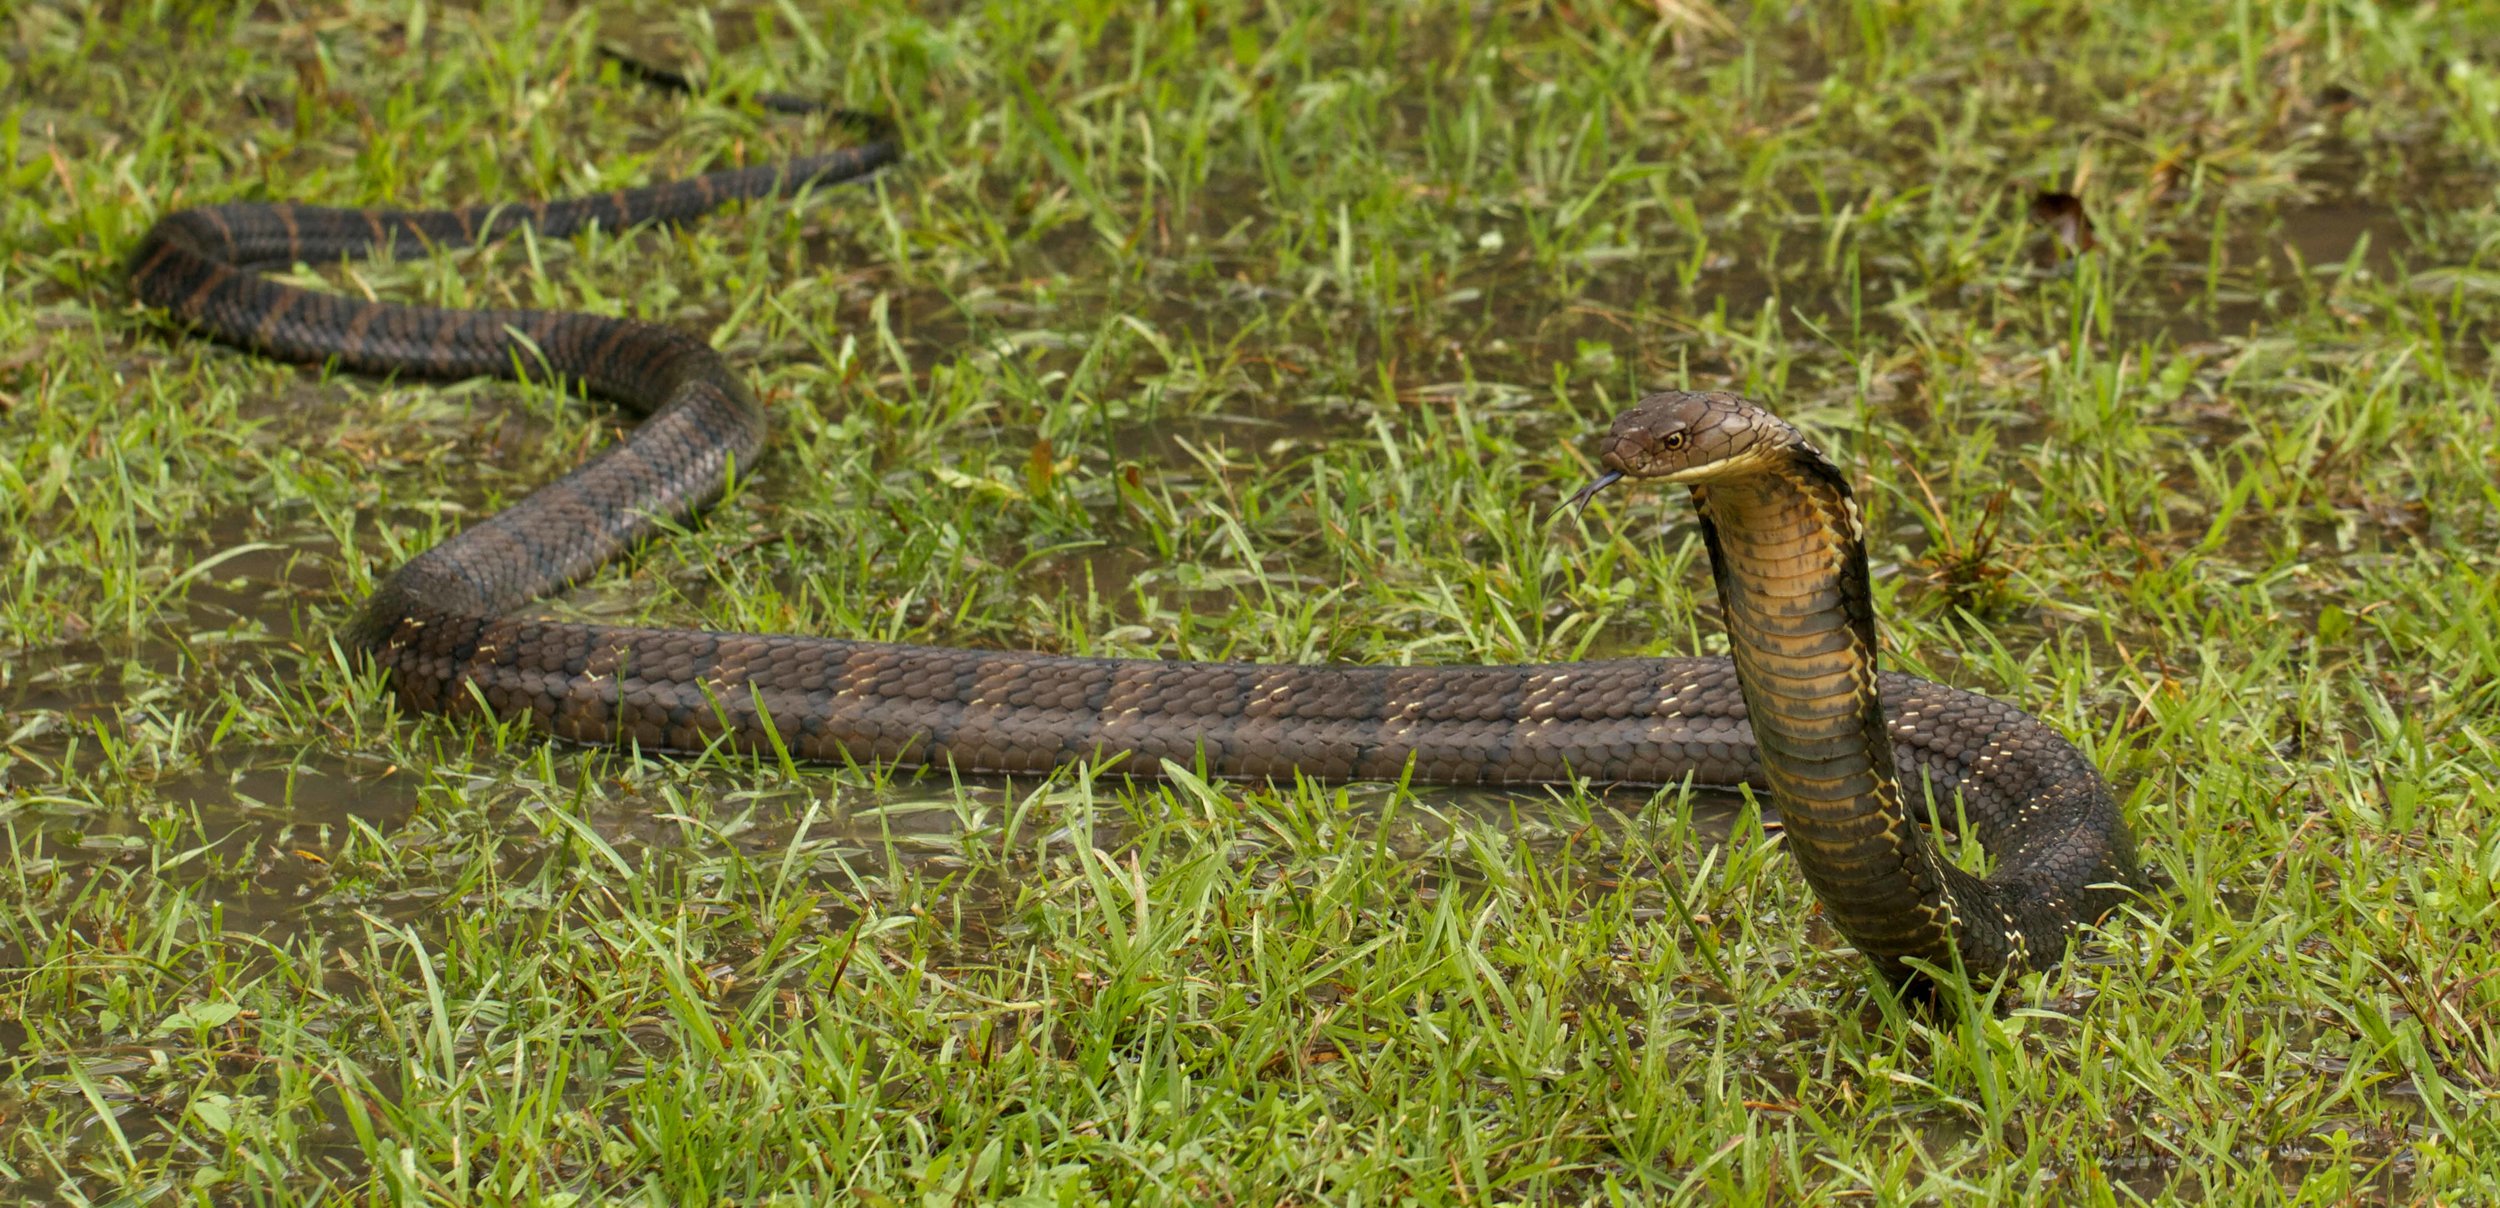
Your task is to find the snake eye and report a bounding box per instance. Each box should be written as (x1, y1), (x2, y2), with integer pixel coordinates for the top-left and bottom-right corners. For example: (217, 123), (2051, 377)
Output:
(1662, 431), (1689, 453)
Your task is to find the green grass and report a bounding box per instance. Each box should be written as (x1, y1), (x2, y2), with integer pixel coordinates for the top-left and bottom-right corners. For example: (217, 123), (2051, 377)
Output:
(4, 0), (2498, 1201)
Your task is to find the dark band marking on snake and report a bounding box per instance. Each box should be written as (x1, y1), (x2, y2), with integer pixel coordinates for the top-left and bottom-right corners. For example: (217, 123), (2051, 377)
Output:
(128, 101), (2147, 985)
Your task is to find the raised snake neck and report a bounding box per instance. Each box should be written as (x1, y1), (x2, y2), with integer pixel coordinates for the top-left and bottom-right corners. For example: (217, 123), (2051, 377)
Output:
(129, 121), (2146, 985)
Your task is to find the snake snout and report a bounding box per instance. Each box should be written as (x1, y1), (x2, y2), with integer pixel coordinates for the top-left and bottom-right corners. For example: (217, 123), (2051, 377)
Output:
(1596, 430), (1642, 475)
(1595, 413), (1679, 477)
(1598, 418), (1703, 481)
(1564, 415), (1676, 511)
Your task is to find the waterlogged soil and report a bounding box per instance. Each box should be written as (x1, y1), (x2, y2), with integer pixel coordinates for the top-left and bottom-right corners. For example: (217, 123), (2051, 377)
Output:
(1, 157), (2460, 949)
(8, 11), (2499, 1193)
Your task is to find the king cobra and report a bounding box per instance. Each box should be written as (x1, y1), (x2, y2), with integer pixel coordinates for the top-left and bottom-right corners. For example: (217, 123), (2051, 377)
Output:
(128, 118), (2146, 985)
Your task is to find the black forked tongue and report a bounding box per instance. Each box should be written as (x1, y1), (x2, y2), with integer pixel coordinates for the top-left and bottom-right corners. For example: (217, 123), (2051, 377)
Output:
(1565, 470), (1626, 512)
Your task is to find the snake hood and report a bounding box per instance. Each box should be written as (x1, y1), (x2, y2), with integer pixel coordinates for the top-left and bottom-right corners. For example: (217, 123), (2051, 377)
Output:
(1581, 389), (2149, 984)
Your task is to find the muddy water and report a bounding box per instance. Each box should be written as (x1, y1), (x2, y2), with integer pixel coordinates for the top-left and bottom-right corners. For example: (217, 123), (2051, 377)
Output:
(11, 13), (2488, 1204)
(0, 473), (1750, 965)
(4, 172), (2440, 960)
(6, 30), (2471, 1116)
(2140, 199), (2417, 345)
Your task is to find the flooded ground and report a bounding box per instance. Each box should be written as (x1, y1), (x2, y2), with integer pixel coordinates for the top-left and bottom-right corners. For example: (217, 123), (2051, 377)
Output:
(4, 0), (2497, 1200)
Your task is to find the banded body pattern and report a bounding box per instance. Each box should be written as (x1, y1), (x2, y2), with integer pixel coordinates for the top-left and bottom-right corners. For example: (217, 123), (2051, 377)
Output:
(1605, 392), (2144, 982)
(131, 122), (2142, 982)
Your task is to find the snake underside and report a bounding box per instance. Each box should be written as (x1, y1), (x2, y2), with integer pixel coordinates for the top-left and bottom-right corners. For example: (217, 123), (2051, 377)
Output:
(130, 116), (2146, 984)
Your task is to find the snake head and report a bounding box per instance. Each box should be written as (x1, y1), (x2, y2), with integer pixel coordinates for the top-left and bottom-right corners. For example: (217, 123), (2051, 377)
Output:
(1568, 391), (1804, 508)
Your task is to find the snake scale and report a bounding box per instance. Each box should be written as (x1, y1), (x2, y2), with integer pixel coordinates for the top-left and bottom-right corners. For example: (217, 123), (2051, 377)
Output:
(129, 104), (2147, 986)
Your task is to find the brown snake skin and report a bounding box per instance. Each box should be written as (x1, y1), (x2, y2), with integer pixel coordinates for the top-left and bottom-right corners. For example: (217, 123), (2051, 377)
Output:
(129, 118), (2146, 984)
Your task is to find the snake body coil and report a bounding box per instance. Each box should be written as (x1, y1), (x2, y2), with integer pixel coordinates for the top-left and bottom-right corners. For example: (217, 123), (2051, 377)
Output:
(130, 127), (2146, 984)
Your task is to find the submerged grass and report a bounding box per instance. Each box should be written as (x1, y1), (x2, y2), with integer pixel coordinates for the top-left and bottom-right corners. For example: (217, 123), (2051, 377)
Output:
(3, 0), (2498, 1201)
